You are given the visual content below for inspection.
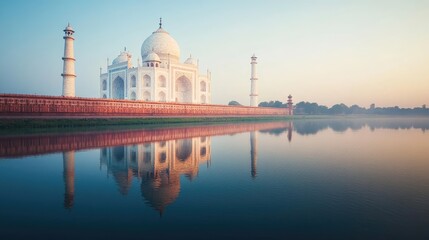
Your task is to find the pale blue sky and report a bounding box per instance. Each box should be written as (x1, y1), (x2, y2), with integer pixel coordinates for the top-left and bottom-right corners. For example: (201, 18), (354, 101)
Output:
(1, 0), (428, 107)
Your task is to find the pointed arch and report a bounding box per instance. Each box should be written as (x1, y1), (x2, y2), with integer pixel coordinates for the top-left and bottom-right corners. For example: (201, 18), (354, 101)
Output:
(200, 81), (206, 92)
(158, 75), (166, 87)
(112, 76), (124, 99)
(131, 75), (136, 88)
(175, 75), (192, 103)
(130, 91), (136, 100)
(143, 91), (151, 101)
(201, 94), (206, 104)
(158, 91), (166, 102)
(143, 75), (151, 87)
(102, 80), (107, 90)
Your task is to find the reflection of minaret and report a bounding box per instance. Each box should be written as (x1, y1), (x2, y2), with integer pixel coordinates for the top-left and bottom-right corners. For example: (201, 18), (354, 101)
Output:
(287, 121), (293, 142)
(63, 151), (75, 209)
(250, 131), (258, 179)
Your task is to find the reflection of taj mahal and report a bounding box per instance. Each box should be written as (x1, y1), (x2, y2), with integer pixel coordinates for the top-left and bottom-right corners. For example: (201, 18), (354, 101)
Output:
(99, 19), (211, 104)
(99, 137), (211, 213)
(59, 122), (293, 212)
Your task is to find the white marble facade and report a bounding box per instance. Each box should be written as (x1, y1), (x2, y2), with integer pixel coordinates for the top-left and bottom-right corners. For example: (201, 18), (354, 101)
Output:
(100, 21), (211, 104)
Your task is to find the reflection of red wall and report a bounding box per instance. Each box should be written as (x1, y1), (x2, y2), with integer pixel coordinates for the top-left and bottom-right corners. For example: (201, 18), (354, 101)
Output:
(0, 94), (289, 117)
(0, 122), (288, 158)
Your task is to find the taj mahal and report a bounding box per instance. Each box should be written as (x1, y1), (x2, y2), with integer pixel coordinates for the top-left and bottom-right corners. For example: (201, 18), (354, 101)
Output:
(99, 19), (212, 104)
(0, 21), (292, 118)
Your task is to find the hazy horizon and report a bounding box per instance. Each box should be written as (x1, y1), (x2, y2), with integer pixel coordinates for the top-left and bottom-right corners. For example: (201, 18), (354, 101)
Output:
(0, 0), (428, 108)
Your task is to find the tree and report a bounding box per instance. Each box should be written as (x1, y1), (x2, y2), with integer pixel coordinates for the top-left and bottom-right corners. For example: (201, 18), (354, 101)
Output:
(228, 100), (242, 106)
(328, 103), (349, 115)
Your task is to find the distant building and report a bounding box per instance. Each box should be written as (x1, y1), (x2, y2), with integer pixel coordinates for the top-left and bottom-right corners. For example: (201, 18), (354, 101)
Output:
(99, 19), (211, 104)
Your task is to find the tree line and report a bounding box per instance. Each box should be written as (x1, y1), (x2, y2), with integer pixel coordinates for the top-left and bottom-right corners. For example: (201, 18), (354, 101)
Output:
(228, 100), (428, 115)
(294, 102), (428, 115)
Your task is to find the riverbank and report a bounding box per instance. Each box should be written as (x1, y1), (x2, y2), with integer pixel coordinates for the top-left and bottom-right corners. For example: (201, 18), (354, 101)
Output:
(0, 116), (294, 135)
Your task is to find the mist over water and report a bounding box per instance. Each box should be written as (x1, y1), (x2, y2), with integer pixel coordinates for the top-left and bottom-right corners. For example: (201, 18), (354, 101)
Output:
(1, 118), (428, 239)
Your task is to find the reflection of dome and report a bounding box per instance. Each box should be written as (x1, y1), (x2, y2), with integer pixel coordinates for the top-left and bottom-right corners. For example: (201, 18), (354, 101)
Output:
(141, 172), (180, 214)
(112, 51), (131, 64)
(112, 168), (133, 195)
(141, 27), (180, 62)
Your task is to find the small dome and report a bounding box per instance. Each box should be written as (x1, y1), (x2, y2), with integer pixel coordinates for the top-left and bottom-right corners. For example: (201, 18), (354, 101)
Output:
(112, 51), (131, 64)
(144, 51), (161, 62)
(64, 23), (74, 32)
(184, 55), (197, 65)
(141, 26), (180, 63)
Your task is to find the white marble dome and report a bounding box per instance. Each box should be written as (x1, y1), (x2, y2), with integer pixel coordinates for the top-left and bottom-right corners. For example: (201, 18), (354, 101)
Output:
(141, 27), (180, 63)
(184, 55), (197, 65)
(112, 51), (130, 64)
(64, 23), (74, 32)
(144, 51), (161, 62)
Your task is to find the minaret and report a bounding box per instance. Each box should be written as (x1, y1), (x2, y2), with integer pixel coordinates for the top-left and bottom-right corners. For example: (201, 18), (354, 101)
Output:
(63, 151), (75, 209)
(287, 94), (293, 115)
(61, 23), (76, 97)
(250, 131), (258, 179)
(250, 54), (258, 107)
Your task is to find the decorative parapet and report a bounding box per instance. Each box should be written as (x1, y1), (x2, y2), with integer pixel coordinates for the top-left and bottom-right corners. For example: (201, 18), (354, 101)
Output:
(0, 94), (290, 117)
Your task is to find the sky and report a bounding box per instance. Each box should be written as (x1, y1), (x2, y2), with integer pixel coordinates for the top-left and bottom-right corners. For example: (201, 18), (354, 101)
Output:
(0, 0), (428, 108)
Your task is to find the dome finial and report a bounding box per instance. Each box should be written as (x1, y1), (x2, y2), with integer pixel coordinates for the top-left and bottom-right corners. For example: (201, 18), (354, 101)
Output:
(159, 17), (162, 29)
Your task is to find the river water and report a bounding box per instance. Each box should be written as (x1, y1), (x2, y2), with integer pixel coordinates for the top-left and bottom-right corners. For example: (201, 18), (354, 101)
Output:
(1, 117), (429, 239)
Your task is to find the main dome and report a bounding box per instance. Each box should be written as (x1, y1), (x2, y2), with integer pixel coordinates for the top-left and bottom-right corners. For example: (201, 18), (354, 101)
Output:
(141, 27), (180, 63)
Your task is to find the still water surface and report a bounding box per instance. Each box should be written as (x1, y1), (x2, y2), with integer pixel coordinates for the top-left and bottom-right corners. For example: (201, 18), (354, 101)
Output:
(1, 118), (429, 239)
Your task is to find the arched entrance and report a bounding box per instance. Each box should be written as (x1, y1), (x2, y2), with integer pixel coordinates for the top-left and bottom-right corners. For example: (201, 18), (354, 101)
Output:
(112, 77), (124, 99)
(143, 91), (151, 101)
(158, 75), (166, 87)
(175, 76), (192, 103)
(158, 91), (166, 102)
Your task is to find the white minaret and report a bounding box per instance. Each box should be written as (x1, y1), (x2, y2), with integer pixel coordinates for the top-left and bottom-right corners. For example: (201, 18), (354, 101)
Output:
(250, 54), (258, 107)
(61, 23), (76, 97)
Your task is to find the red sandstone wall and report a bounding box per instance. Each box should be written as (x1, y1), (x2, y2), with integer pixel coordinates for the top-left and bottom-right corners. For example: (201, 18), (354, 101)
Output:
(0, 94), (289, 117)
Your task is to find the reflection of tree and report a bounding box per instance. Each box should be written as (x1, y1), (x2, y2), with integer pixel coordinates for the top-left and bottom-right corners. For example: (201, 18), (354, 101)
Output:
(294, 121), (329, 135)
(329, 121), (351, 132)
(293, 118), (429, 136)
(259, 128), (287, 136)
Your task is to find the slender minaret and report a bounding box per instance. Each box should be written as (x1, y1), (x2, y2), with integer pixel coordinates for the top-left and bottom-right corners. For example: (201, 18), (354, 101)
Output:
(61, 23), (76, 97)
(63, 151), (75, 209)
(250, 54), (258, 106)
(250, 131), (258, 179)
